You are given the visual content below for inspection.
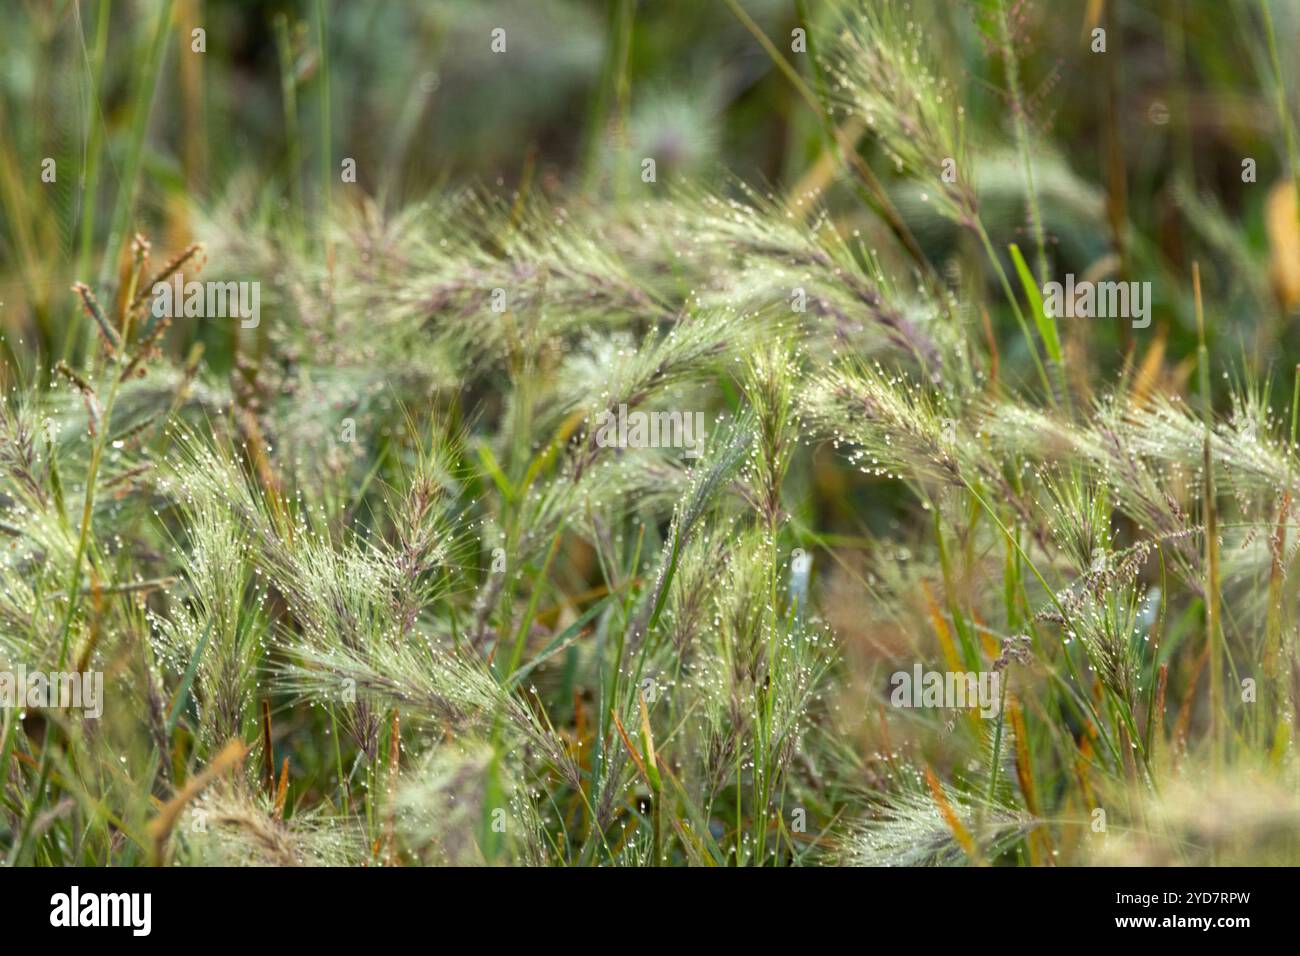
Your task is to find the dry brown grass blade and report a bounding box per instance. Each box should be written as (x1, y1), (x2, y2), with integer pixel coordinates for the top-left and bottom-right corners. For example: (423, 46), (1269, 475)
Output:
(146, 739), (249, 865)
(922, 579), (963, 673)
(611, 709), (650, 786)
(1009, 699), (1053, 864)
(1267, 180), (1300, 310)
(923, 766), (981, 865)
(74, 580), (107, 676)
(261, 699), (275, 796)
(238, 406), (286, 507)
(1174, 644), (1210, 766)
(1073, 744), (1097, 814)
(1084, 0), (1106, 33)
(1128, 330), (1167, 408)
(274, 757), (290, 819)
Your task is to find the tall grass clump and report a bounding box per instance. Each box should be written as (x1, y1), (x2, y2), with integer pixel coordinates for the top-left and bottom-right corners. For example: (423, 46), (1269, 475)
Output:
(1, 0), (1299, 868)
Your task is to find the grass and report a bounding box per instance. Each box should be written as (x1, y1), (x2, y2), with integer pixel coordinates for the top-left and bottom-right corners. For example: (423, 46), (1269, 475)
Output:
(1, 0), (1300, 867)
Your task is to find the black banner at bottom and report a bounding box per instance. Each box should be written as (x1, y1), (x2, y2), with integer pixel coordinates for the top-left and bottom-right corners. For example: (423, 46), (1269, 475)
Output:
(0, 865), (1281, 942)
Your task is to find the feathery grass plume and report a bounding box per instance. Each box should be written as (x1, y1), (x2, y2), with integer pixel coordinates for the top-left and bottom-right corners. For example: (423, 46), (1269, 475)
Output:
(663, 523), (732, 656)
(395, 740), (496, 865)
(840, 780), (1032, 866)
(0, 395), (49, 511)
(277, 632), (579, 787)
(396, 739), (550, 866)
(693, 526), (835, 811)
(1040, 556), (1147, 713)
(657, 185), (956, 372)
(159, 428), (374, 756)
(1118, 390), (1298, 500)
(980, 397), (1203, 584)
(823, 0), (1066, 399)
(1038, 469), (1114, 575)
(564, 306), (760, 477)
(825, 1), (976, 228)
(633, 411), (753, 623)
(309, 192), (668, 377)
(152, 492), (265, 749)
(692, 529), (772, 801)
(741, 340), (799, 528)
(164, 400), (587, 788)
(585, 415), (754, 831)
(0, 392), (64, 649)
(801, 360), (969, 488)
(175, 787), (366, 867)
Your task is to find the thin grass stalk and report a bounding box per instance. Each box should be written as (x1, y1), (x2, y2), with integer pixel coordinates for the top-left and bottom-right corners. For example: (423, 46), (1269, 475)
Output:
(69, 0), (113, 363)
(95, 0), (175, 293)
(994, 0), (1048, 286)
(720, 0), (947, 304)
(1192, 263), (1223, 774)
